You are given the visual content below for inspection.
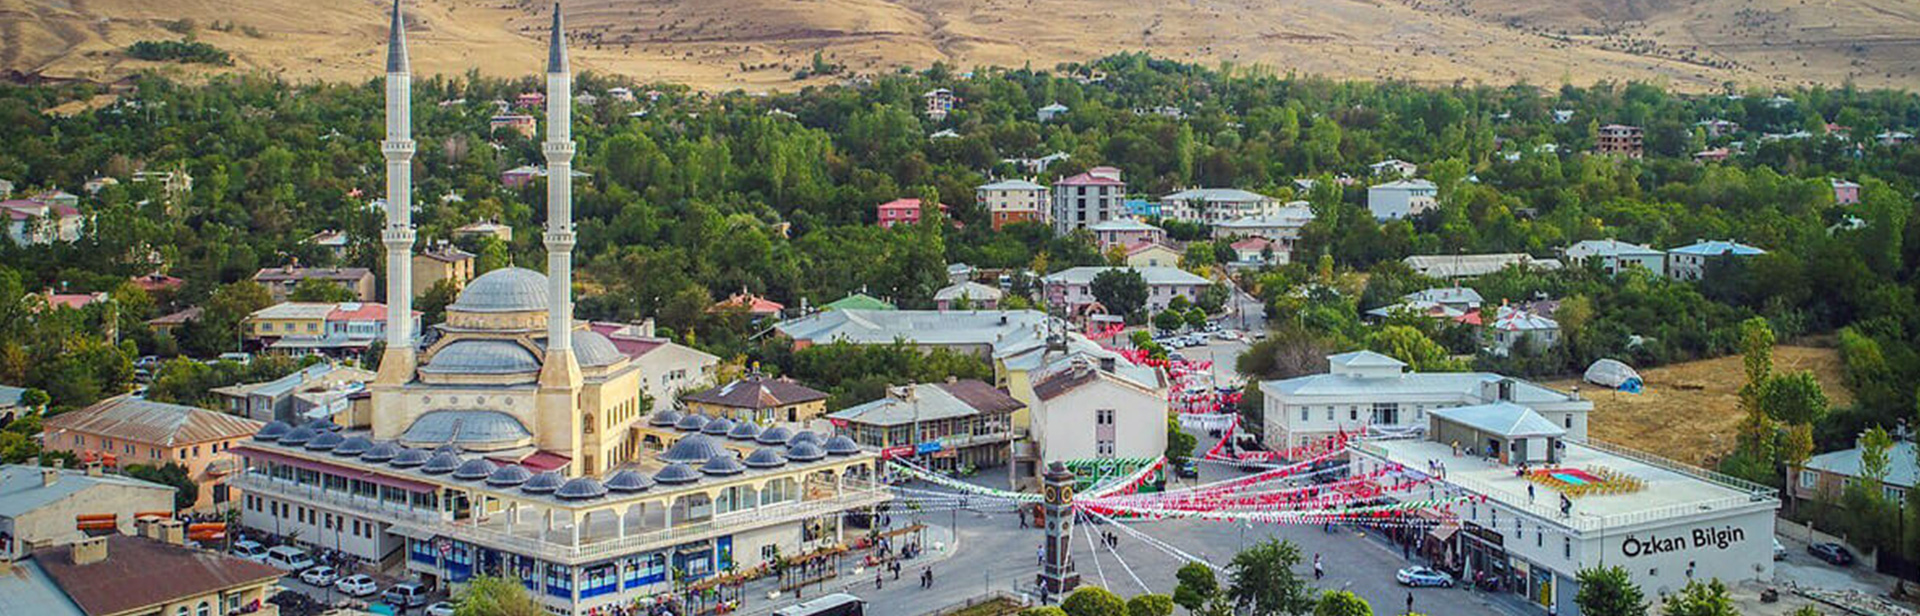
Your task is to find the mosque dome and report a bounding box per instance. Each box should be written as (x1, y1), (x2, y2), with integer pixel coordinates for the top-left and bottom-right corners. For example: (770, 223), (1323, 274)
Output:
(486, 465), (534, 487)
(786, 441), (827, 462)
(824, 435), (861, 456)
(726, 421), (762, 441)
(522, 471), (566, 493)
(570, 330), (625, 367)
(422, 451), (464, 474)
(744, 447), (787, 469)
(701, 453), (746, 476)
(659, 434), (726, 465)
(700, 417), (736, 436)
(652, 462), (699, 485)
(452, 458), (498, 480)
(786, 430), (822, 448)
(390, 448), (432, 467)
(647, 410), (684, 427)
(421, 340), (542, 375)
(305, 431), (345, 451)
(253, 421), (291, 441)
(448, 267), (549, 313)
(605, 470), (655, 493)
(399, 410), (534, 451)
(279, 426), (317, 446)
(673, 414), (711, 432)
(361, 441), (402, 462)
(557, 477), (609, 500)
(755, 426), (793, 446)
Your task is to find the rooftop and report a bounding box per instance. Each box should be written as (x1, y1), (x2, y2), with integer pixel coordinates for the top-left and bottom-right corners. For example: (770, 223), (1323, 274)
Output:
(1215, 206), (1317, 229)
(1161, 187), (1273, 203)
(1371, 179), (1436, 190)
(1668, 239), (1767, 256)
(978, 179), (1047, 192)
(1567, 239), (1663, 258)
(684, 374), (828, 410)
(0, 464), (174, 518)
(47, 397), (263, 447)
(827, 380), (1022, 427)
(823, 293), (896, 311)
(1055, 172), (1125, 187)
(775, 309), (1049, 348)
(1431, 401), (1565, 438)
(1405, 287), (1483, 305)
(1802, 440), (1916, 489)
(1042, 266), (1210, 286)
(1086, 218), (1162, 232)
(248, 302), (337, 321)
(35, 535), (283, 616)
(933, 281), (1004, 302)
(252, 267), (371, 283)
(1403, 254), (1561, 278)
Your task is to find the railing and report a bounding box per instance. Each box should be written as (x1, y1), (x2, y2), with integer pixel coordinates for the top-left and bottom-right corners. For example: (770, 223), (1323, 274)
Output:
(1581, 439), (1779, 497)
(235, 473), (444, 524)
(394, 483), (891, 564)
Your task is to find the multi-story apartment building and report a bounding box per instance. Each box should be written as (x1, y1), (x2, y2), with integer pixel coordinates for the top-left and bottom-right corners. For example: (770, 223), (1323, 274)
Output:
(977, 179), (1049, 230)
(1051, 167), (1126, 234)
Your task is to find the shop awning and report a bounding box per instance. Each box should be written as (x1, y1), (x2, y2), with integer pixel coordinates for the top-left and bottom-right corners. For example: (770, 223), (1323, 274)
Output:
(1428, 520), (1460, 542)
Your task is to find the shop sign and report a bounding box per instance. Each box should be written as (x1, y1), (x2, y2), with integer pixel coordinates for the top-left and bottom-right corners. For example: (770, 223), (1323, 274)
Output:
(1620, 525), (1747, 558)
(916, 442), (943, 455)
(881, 446), (915, 459)
(1463, 522), (1504, 546)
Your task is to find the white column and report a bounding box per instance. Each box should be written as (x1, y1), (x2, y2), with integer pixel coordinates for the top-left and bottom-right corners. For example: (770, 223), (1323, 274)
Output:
(542, 5), (575, 350)
(381, 2), (415, 349)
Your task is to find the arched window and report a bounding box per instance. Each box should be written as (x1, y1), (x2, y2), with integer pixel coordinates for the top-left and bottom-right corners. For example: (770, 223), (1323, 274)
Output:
(196, 601), (211, 616)
(175, 606), (189, 616)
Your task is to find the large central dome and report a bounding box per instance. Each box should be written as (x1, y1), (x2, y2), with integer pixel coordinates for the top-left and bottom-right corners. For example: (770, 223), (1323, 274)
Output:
(449, 267), (549, 313)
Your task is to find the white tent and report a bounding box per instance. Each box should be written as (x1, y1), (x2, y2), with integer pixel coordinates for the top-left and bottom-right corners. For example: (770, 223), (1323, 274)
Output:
(1584, 358), (1643, 392)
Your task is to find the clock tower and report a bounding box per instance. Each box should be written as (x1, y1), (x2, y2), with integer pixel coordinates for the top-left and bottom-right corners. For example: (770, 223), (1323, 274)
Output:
(1037, 461), (1081, 598)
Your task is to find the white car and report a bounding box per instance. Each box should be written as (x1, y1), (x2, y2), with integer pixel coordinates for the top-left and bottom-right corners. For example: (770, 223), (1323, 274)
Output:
(1395, 566), (1454, 587)
(300, 565), (339, 586)
(426, 602), (457, 616)
(335, 574), (379, 597)
(230, 540), (268, 562)
(263, 545), (314, 572)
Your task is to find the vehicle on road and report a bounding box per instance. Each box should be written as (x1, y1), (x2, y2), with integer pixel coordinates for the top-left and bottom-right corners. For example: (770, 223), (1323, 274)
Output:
(1175, 459), (1199, 479)
(299, 565), (339, 586)
(230, 540), (268, 562)
(336, 574), (379, 597)
(216, 352), (253, 365)
(773, 593), (866, 616)
(263, 545), (315, 572)
(426, 601), (457, 616)
(384, 582), (431, 607)
(1395, 566), (1454, 587)
(1773, 538), (1786, 561)
(1808, 542), (1854, 566)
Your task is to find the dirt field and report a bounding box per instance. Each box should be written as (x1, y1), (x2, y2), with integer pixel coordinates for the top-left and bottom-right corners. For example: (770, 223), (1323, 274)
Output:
(1549, 345), (1852, 468)
(7, 0), (1920, 92)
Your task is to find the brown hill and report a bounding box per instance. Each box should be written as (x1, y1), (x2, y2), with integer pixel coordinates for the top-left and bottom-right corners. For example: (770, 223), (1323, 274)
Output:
(6, 0), (1920, 91)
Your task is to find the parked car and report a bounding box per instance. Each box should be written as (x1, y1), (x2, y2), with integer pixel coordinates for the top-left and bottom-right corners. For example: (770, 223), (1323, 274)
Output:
(336, 574), (380, 597)
(299, 565), (339, 586)
(230, 540), (269, 562)
(1808, 542), (1854, 566)
(216, 352), (253, 365)
(425, 602), (457, 616)
(1773, 538), (1786, 561)
(1174, 460), (1199, 479)
(263, 545), (314, 572)
(1395, 566), (1454, 587)
(384, 582), (431, 607)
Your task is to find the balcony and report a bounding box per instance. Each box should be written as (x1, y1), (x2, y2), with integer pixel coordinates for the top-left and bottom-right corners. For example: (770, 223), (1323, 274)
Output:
(235, 473), (445, 525)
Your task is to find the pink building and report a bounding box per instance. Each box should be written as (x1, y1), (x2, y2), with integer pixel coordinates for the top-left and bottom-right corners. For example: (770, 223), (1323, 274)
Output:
(1832, 178), (1861, 205)
(1051, 168), (1127, 234)
(876, 198), (951, 229)
(1086, 218), (1166, 250)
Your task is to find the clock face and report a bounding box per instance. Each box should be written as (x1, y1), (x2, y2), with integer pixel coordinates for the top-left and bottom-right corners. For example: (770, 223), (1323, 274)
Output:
(1061, 486), (1074, 503)
(1044, 485), (1059, 503)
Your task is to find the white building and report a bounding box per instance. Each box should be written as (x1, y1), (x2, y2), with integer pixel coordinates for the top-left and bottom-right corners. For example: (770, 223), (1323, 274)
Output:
(1350, 403), (1778, 615)
(1159, 188), (1280, 224)
(1367, 179), (1437, 220)
(1051, 168), (1127, 234)
(1369, 159), (1418, 178)
(1564, 240), (1664, 276)
(589, 322), (720, 414)
(1037, 102), (1069, 123)
(923, 89), (956, 120)
(1488, 304), (1560, 356)
(1027, 357), (1167, 464)
(1086, 218), (1166, 250)
(1664, 240), (1766, 282)
(1404, 254), (1561, 280)
(1259, 351), (1590, 449)
(1041, 266), (1211, 314)
(977, 179), (1049, 230)
(1, 197), (84, 245)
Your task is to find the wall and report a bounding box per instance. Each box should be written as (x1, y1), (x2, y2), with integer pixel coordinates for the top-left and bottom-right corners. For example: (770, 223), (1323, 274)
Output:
(240, 491), (400, 561)
(1036, 377), (1166, 462)
(4, 481), (173, 560)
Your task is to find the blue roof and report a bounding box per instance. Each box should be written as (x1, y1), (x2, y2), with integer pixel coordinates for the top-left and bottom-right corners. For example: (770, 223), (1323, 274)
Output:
(0, 384), (29, 408)
(1668, 240), (1766, 256)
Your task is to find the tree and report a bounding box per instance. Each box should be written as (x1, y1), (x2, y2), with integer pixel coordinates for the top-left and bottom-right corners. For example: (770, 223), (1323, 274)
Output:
(1173, 562), (1218, 614)
(1063, 587), (1129, 616)
(1128, 594), (1176, 616)
(1092, 269), (1150, 317)
(475, 237), (511, 274)
(1022, 608), (1070, 616)
(1659, 579), (1737, 616)
(1575, 566), (1647, 616)
(1759, 371), (1829, 424)
(418, 278), (461, 325)
(454, 575), (543, 616)
(192, 281), (271, 355)
(1227, 538), (1317, 616)
(1367, 325), (1463, 372)
(1166, 416), (1197, 462)
(122, 463), (198, 510)
(1155, 310), (1187, 333)
(287, 278), (357, 302)
(1312, 591), (1371, 616)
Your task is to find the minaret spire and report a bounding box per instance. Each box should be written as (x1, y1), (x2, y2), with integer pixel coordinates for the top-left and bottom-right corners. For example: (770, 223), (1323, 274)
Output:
(375, 0), (418, 386)
(541, 1), (575, 355)
(546, 3), (568, 74)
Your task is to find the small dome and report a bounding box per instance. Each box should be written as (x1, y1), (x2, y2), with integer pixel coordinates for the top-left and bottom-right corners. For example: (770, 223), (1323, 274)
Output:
(605, 470), (654, 492)
(390, 448), (432, 467)
(522, 471), (566, 493)
(787, 431), (822, 448)
(279, 426), (317, 445)
(421, 340), (542, 375)
(422, 451), (464, 474)
(304, 418), (340, 432)
(305, 431), (346, 451)
(786, 441), (827, 462)
(448, 267), (549, 313)
(659, 434), (726, 465)
(647, 410), (684, 427)
(361, 441), (402, 462)
(254, 421), (291, 441)
(700, 417), (736, 436)
(726, 421), (762, 441)
(755, 426), (793, 446)
(486, 465), (534, 487)
(557, 477), (609, 500)
(674, 414), (711, 432)
(824, 435), (861, 456)
(399, 410), (534, 450)
(744, 447), (787, 468)
(701, 452), (746, 476)
(452, 458), (498, 480)
(652, 462), (700, 485)
(570, 331), (625, 367)
(333, 436), (374, 457)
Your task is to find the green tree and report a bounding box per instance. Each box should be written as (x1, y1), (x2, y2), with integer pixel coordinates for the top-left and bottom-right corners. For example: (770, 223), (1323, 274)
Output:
(1128, 594), (1176, 616)
(454, 575), (543, 616)
(475, 237), (511, 274)
(1022, 608), (1070, 616)
(1367, 326), (1463, 372)
(1659, 579), (1737, 616)
(1063, 587), (1129, 616)
(1173, 562), (1218, 614)
(193, 281), (271, 356)
(122, 463), (199, 510)
(1155, 310), (1187, 333)
(1166, 416), (1197, 462)
(1759, 371), (1828, 424)
(287, 278), (358, 302)
(1575, 566), (1647, 616)
(419, 278), (461, 325)
(1227, 538), (1316, 616)
(1092, 269), (1150, 317)
(1312, 591), (1371, 616)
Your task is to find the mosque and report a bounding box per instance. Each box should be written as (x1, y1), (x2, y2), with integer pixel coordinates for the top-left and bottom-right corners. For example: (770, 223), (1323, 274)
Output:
(231, 4), (886, 613)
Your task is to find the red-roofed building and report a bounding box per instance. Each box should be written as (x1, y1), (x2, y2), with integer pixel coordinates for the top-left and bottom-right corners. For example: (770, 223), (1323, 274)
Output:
(39, 290), (107, 311)
(1231, 236), (1282, 265)
(129, 272), (183, 294)
(876, 198), (952, 229)
(711, 292), (785, 319)
(1051, 168), (1127, 234)
(3, 198), (84, 245)
(515, 91), (546, 109)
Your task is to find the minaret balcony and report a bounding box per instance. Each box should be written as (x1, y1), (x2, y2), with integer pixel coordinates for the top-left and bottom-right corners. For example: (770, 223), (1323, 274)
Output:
(383, 140), (416, 155)
(541, 141), (575, 160)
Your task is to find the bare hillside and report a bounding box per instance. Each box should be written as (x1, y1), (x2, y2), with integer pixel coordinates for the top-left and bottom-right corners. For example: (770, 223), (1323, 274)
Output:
(6, 0), (1920, 91)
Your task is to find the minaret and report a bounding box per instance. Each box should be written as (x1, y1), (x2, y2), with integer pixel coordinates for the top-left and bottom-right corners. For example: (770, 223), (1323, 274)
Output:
(534, 3), (586, 473)
(374, 0), (418, 386)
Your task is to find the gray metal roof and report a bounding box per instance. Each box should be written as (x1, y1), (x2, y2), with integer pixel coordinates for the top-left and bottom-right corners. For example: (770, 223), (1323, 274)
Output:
(0, 465), (173, 518)
(659, 433), (727, 465)
(934, 281), (1004, 302)
(1803, 441), (1916, 489)
(399, 410), (533, 449)
(421, 340), (542, 374)
(977, 179), (1045, 191)
(829, 383), (1002, 427)
(447, 267), (549, 313)
(1263, 370), (1578, 405)
(1042, 266), (1210, 286)
(0, 558), (85, 616)
(775, 309), (1049, 348)
(385, 0), (408, 73)
(1161, 187), (1272, 203)
(1430, 402), (1567, 438)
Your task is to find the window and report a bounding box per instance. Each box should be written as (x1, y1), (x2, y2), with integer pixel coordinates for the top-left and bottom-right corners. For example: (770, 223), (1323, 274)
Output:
(1799, 470), (1817, 489)
(1348, 407), (1358, 421)
(197, 601), (211, 616)
(1564, 415), (1572, 428)
(1564, 537), (1572, 559)
(1886, 486), (1906, 502)
(1096, 410), (1114, 425)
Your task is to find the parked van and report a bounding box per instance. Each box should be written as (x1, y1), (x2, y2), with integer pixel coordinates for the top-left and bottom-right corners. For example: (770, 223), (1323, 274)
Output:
(383, 582), (431, 607)
(264, 545), (314, 572)
(230, 540), (269, 562)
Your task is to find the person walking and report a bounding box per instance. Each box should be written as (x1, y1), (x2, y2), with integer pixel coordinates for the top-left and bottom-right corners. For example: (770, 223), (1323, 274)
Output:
(1405, 591), (1413, 615)
(875, 571), (883, 590)
(1313, 554), (1324, 580)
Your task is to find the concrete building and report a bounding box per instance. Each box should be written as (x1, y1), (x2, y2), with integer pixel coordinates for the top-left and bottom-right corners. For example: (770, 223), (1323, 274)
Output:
(235, 13), (888, 615)
(2, 198), (84, 245)
(1488, 304), (1560, 356)
(1036, 102), (1069, 123)
(923, 88), (956, 120)
(775, 309), (1050, 357)
(1124, 242), (1183, 269)
(251, 266), (376, 302)
(934, 281), (1004, 310)
(1789, 437), (1914, 508)
(1158, 188), (1280, 224)
(5, 534), (283, 616)
(682, 373), (829, 425)
(1042, 266), (1212, 314)
(1664, 240), (1766, 282)
(1367, 179), (1438, 220)
(977, 179), (1048, 230)
(413, 241), (477, 296)
(1564, 240), (1664, 276)
(211, 363), (376, 424)
(1368, 159), (1418, 178)
(1404, 254), (1561, 280)
(1052, 169), (1127, 234)
(1831, 178), (1861, 205)
(42, 397), (262, 511)
(490, 113), (537, 138)
(1209, 202), (1316, 242)
(1259, 351), (1590, 450)
(829, 381), (1022, 471)
(454, 220), (514, 242)
(0, 464), (175, 561)
(1086, 218), (1166, 250)
(1351, 405), (1778, 614)
(1229, 237), (1280, 266)
(1596, 124), (1644, 158)
(145, 307), (202, 339)
(876, 198), (950, 229)
(1027, 357), (1167, 467)
(244, 301), (420, 355)
(305, 229), (350, 261)
(587, 321), (720, 414)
